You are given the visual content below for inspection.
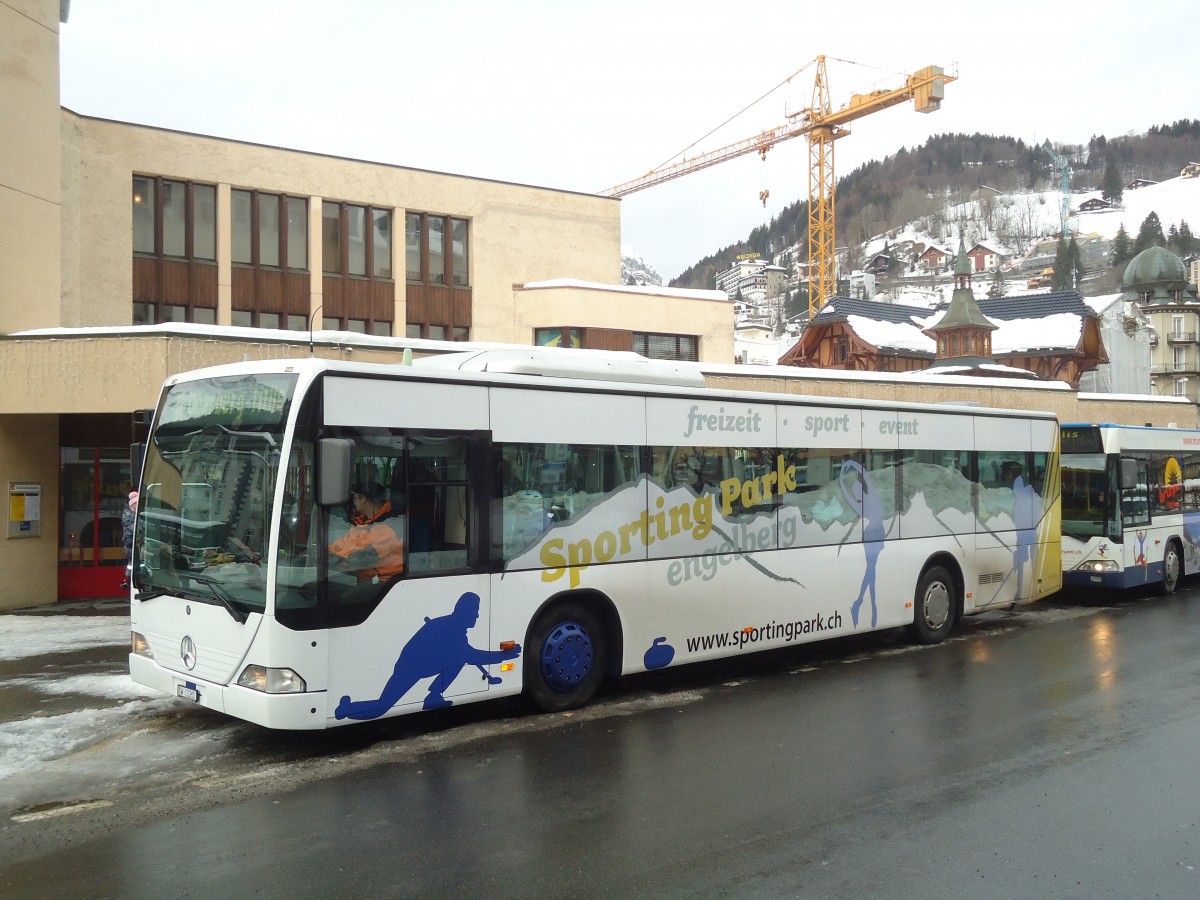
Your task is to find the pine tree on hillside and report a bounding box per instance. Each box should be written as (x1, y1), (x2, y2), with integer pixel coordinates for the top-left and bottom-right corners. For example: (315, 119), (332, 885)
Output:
(987, 264), (1007, 298)
(1070, 237), (1085, 289)
(1111, 225), (1133, 266)
(1052, 236), (1072, 291)
(1133, 212), (1166, 254)
(1102, 155), (1124, 204)
(1170, 220), (1196, 257)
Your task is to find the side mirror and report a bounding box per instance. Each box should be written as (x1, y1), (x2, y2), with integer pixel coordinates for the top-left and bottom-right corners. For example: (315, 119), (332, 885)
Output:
(130, 442), (146, 485)
(1120, 458), (1139, 489)
(318, 438), (354, 507)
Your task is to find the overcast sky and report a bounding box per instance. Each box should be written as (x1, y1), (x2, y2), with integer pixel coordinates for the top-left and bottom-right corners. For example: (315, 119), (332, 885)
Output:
(58, 0), (1196, 281)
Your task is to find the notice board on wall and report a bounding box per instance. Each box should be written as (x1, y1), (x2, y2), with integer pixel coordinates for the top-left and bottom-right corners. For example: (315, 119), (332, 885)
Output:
(9, 482), (41, 538)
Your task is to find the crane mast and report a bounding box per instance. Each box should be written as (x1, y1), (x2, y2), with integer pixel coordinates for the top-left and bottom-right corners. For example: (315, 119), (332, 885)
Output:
(603, 57), (956, 318)
(1042, 142), (1071, 238)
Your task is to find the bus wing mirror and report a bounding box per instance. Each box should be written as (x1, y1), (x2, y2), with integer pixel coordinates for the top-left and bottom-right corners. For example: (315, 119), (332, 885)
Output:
(318, 438), (354, 506)
(130, 442), (145, 485)
(1120, 459), (1139, 489)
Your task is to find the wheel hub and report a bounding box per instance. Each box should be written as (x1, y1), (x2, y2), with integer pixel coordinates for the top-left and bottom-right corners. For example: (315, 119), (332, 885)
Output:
(922, 582), (950, 629)
(539, 621), (593, 693)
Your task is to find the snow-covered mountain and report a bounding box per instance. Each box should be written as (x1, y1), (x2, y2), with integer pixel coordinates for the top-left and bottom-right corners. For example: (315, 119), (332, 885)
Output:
(620, 252), (663, 287)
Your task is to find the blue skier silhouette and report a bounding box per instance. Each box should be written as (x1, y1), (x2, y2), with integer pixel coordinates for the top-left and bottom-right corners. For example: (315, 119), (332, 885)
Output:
(334, 591), (520, 720)
(1011, 475), (1038, 597)
(839, 460), (885, 628)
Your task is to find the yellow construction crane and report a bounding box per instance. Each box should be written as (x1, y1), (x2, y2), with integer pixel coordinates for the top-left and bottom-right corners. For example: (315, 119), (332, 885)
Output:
(602, 56), (956, 317)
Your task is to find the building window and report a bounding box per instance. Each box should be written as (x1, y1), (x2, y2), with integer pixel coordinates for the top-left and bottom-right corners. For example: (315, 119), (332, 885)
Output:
(162, 180), (187, 257)
(286, 196), (307, 270)
(322, 202), (341, 273)
(230, 309), (306, 330)
(406, 323), (468, 341)
(373, 207), (392, 278)
(132, 176), (217, 262)
(404, 211), (469, 286)
(232, 190), (307, 271)
(634, 332), (699, 362)
(535, 327), (581, 349)
(405, 212), (422, 281)
(428, 217), (445, 284)
(323, 201), (392, 280)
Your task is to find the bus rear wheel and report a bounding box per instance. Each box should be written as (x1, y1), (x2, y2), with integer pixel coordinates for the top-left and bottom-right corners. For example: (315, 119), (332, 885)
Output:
(908, 566), (956, 645)
(1160, 541), (1182, 595)
(525, 601), (606, 713)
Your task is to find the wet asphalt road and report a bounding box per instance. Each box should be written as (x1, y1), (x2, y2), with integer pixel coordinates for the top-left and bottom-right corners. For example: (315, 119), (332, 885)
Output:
(3, 587), (1200, 898)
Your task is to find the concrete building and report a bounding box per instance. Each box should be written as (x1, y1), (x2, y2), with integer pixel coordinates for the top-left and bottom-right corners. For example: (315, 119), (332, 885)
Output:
(1, 0), (732, 608)
(1126, 245), (1200, 401)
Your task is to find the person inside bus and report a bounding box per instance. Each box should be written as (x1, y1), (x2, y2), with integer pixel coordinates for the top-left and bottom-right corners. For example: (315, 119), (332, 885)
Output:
(329, 480), (405, 583)
(674, 456), (707, 493)
(1000, 460), (1023, 487)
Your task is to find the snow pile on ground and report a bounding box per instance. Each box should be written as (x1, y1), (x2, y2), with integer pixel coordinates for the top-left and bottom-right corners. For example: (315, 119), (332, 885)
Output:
(0, 615), (129, 661)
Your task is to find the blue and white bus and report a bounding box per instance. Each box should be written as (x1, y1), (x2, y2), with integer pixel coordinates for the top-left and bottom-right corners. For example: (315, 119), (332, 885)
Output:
(1061, 422), (1200, 592)
(128, 350), (1062, 729)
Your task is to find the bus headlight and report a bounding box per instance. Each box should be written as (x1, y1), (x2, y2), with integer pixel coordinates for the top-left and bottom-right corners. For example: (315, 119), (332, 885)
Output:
(131, 632), (154, 659)
(237, 665), (307, 693)
(1075, 559), (1120, 573)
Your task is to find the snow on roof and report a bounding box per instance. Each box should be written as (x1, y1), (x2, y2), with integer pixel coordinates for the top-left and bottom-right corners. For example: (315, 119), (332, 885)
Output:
(843, 308), (1084, 355)
(846, 314), (934, 353)
(701, 360), (1071, 391)
(1083, 293), (1124, 315)
(520, 278), (728, 302)
(992, 313), (1082, 353)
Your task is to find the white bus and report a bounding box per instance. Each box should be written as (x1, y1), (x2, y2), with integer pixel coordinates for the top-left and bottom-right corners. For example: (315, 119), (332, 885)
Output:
(1061, 422), (1200, 592)
(128, 351), (1062, 729)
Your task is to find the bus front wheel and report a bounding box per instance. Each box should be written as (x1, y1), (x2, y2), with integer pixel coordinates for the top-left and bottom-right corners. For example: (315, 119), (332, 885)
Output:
(1160, 541), (1182, 595)
(524, 601), (606, 713)
(908, 566), (956, 645)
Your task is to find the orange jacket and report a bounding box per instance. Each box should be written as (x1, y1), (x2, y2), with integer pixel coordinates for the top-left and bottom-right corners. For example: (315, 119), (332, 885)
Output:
(330, 503), (404, 581)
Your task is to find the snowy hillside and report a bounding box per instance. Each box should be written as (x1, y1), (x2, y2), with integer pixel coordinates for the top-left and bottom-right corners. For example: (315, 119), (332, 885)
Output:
(864, 174), (1200, 263)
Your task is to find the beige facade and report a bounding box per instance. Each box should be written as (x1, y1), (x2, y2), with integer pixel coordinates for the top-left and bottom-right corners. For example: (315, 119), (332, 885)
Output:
(1, 0), (62, 332)
(1144, 306), (1200, 402)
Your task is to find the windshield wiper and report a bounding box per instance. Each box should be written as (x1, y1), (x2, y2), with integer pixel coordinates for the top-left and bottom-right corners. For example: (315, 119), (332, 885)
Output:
(133, 588), (170, 601)
(182, 571), (251, 624)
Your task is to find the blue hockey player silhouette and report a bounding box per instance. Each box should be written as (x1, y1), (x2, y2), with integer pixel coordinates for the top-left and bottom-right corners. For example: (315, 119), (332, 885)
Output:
(335, 591), (521, 720)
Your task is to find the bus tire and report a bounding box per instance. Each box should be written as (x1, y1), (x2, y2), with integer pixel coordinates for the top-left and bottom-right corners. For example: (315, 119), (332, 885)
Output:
(908, 565), (956, 645)
(1160, 541), (1182, 595)
(524, 601), (606, 713)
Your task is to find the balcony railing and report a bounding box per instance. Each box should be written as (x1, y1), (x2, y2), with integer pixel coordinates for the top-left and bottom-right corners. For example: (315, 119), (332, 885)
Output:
(1152, 362), (1200, 374)
(1167, 331), (1197, 343)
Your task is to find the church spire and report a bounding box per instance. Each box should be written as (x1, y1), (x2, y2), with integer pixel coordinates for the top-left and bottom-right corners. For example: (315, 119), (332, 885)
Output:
(924, 235), (996, 363)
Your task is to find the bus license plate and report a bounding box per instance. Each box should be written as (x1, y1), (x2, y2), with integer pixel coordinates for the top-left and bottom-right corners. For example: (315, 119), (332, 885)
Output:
(177, 684), (200, 703)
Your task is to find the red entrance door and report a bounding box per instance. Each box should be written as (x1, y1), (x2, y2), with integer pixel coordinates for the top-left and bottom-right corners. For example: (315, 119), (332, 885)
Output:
(58, 447), (132, 599)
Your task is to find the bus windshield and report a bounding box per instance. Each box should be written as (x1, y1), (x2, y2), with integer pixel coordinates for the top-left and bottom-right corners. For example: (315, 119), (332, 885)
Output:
(133, 373), (297, 617)
(1060, 452), (1117, 539)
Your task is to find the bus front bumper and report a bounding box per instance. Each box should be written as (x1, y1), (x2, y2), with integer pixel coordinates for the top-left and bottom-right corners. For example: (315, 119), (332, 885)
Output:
(129, 654), (329, 729)
(1063, 563), (1161, 590)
